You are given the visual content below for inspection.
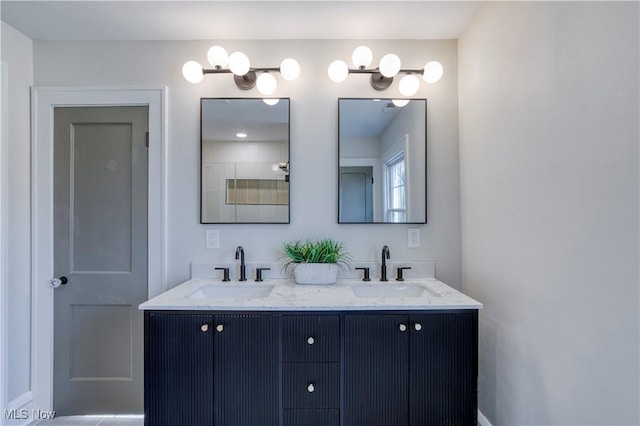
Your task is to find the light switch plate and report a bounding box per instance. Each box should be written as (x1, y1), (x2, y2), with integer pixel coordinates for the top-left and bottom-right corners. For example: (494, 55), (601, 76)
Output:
(205, 229), (219, 249)
(408, 228), (420, 248)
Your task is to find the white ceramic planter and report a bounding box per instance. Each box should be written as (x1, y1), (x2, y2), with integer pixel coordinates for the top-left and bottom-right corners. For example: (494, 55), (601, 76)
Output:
(293, 263), (339, 285)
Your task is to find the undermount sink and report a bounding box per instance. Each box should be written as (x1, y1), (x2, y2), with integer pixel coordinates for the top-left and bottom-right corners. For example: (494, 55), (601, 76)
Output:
(188, 284), (274, 299)
(351, 283), (426, 298)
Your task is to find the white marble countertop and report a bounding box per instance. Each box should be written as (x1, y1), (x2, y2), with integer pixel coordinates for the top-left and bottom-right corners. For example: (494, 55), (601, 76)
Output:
(139, 277), (483, 311)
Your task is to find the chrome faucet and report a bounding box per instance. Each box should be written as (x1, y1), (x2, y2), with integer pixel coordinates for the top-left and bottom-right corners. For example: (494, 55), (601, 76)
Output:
(235, 246), (247, 281)
(381, 245), (390, 281)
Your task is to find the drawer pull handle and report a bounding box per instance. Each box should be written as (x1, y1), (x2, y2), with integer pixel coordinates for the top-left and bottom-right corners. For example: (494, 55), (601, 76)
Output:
(399, 323), (407, 332)
(307, 383), (315, 393)
(307, 336), (315, 345)
(200, 324), (209, 332)
(216, 324), (224, 332)
(414, 323), (422, 331)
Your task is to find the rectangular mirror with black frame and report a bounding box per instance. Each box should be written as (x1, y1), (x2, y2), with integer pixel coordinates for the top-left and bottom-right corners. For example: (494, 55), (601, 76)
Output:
(338, 98), (427, 223)
(201, 98), (290, 224)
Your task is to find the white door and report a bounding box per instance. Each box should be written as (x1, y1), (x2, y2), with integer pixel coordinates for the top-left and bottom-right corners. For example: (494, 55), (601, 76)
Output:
(53, 106), (148, 415)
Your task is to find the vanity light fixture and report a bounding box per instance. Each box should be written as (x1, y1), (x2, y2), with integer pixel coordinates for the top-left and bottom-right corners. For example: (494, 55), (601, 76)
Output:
(182, 45), (300, 95)
(328, 45), (443, 96)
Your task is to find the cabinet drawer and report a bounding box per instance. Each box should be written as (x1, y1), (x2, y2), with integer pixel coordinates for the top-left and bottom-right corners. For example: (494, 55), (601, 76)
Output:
(284, 363), (339, 409)
(283, 315), (339, 362)
(284, 409), (339, 426)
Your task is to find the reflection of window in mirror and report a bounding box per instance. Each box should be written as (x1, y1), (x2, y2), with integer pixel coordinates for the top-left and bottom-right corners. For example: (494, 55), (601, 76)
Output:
(385, 152), (407, 223)
(338, 98), (426, 224)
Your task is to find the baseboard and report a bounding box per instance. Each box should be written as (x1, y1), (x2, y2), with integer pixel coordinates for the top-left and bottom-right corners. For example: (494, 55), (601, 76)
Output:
(5, 391), (35, 425)
(478, 409), (493, 426)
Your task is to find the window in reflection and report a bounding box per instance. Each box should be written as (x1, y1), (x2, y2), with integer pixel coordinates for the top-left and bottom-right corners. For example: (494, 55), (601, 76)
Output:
(386, 152), (407, 223)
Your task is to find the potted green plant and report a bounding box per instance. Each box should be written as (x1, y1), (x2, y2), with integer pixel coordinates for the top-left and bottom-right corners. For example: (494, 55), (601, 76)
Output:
(282, 238), (351, 285)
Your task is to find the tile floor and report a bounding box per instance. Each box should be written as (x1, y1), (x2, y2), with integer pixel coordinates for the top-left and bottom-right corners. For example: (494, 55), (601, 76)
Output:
(29, 416), (143, 426)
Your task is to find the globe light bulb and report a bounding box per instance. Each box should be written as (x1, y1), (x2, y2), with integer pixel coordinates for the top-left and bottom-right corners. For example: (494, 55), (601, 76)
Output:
(182, 60), (204, 84)
(422, 61), (444, 84)
(228, 51), (251, 76)
(352, 45), (373, 69)
(392, 99), (410, 107)
(399, 74), (420, 96)
(378, 54), (401, 78)
(207, 45), (228, 69)
(263, 98), (280, 106)
(256, 72), (277, 95)
(328, 60), (349, 83)
(280, 58), (300, 81)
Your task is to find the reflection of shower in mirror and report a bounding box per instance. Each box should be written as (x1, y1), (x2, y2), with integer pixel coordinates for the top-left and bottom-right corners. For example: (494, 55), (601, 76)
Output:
(201, 98), (290, 224)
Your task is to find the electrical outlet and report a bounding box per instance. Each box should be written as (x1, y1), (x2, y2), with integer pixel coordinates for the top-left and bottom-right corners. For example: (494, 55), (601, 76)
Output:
(408, 228), (420, 248)
(205, 229), (219, 249)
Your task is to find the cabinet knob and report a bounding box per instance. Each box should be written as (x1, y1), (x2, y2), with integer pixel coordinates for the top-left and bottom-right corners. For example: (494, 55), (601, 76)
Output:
(216, 324), (224, 332)
(200, 324), (209, 332)
(307, 383), (315, 393)
(307, 336), (315, 345)
(399, 323), (407, 332)
(414, 323), (422, 331)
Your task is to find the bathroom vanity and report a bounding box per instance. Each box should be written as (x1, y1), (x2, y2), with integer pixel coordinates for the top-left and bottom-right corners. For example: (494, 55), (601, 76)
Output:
(140, 274), (482, 426)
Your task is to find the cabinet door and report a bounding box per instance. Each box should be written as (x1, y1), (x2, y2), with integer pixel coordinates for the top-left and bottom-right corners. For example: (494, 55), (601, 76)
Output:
(144, 313), (213, 426)
(213, 314), (280, 426)
(409, 311), (478, 425)
(344, 314), (409, 426)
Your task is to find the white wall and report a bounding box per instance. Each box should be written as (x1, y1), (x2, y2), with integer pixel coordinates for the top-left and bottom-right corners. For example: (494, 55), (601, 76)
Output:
(1, 21), (34, 415)
(32, 39), (462, 288)
(459, 2), (639, 424)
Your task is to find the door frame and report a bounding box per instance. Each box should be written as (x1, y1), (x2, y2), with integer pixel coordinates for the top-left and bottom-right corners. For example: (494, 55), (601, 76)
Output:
(31, 86), (167, 412)
(0, 61), (8, 419)
(339, 157), (380, 222)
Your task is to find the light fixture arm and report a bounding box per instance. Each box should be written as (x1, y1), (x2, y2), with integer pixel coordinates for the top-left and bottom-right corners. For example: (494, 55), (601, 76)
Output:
(347, 67), (425, 91)
(202, 67), (283, 90)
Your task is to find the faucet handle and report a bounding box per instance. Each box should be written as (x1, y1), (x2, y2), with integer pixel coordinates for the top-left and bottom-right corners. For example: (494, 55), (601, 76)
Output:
(255, 267), (271, 282)
(215, 267), (230, 282)
(355, 267), (371, 281)
(396, 266), (412, 281)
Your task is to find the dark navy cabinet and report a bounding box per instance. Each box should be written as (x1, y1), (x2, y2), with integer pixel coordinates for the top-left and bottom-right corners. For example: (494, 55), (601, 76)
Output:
(145, 310), (477, 426)
(144, 313), (214, 426)
(282, 315), (340, 426)
(213, 314), (280, 426)
(144, 312), (280, 426)
(344, 314), (409, 426)
(344, 311), (478, 426)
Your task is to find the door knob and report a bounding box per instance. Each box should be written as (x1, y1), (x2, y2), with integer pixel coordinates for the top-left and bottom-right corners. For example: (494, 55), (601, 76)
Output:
(307, 383), (315, 393)
(414, 323), (422, 331)
(307, 336), (315, 345)
(50, 276), (68, 288)
(399, 323), (407, 332)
